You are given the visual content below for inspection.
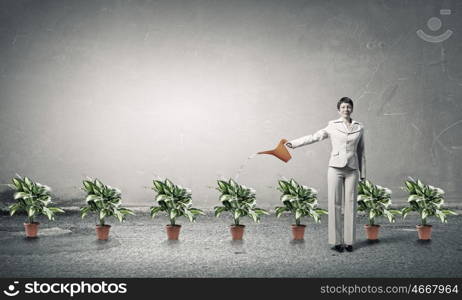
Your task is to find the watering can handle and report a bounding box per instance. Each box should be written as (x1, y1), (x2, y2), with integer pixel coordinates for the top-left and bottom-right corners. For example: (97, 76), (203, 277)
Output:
(282, 139), (293, 149)
(279, 139), (290, 148)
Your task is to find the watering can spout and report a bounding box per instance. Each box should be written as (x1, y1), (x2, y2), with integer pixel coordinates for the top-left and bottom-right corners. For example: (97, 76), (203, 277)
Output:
(258, 150), (273, 155)
(257, 139), (292, 163)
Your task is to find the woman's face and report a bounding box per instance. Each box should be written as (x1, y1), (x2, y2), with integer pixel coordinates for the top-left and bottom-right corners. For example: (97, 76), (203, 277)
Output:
(338, 102), (353, 118)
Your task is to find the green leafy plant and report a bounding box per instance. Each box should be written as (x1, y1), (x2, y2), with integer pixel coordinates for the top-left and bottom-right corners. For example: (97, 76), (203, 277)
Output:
(80, 178), (134, 226)
(357, 179), (401, 226)
(401, 177), (457, 225)
(7, 175), (64, 223)
(150, 179), (204, 225)
(274, 179), (327, 226)
(214, 179), (269, 225)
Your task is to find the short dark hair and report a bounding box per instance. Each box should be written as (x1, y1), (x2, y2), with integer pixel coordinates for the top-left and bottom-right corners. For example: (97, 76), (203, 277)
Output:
(337, 97), (354, 110)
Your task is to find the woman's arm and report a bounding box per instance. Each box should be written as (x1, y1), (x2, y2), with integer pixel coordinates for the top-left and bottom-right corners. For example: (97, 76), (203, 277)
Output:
(286, 126), (329, 149)
(357, 131), (366, 180)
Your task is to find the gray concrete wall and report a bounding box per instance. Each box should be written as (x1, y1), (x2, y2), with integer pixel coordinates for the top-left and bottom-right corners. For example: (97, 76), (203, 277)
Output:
(1, 0), (461, 208)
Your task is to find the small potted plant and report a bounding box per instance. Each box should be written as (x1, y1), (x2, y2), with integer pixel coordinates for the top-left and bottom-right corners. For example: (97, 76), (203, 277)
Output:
(401, 177), (457, 240)
(150, 179), (204, 240)
(357, 179), (401, 241)
(274, 179), (327, 240)
(80, 178), (134, 240)
(214, 179), (269, 240)
(7, 175), (64, 238)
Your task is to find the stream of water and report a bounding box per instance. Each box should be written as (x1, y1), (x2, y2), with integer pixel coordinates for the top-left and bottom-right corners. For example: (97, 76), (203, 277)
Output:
(234, 153), (258, 181)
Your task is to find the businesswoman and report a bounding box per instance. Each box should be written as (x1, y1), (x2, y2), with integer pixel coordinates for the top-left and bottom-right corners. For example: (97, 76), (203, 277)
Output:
(286, 97), (365, 252)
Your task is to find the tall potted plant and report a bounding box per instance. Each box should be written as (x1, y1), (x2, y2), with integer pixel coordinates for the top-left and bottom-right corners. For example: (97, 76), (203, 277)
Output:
(150, 179), (204, 240)
(214, 179), (269, 240)
(80, 178), (134, 240)
(357, 179), (401, 241)
(274, 179), (327, 240)
(401, 177), (457, 240)
(7, 175), (64, 238)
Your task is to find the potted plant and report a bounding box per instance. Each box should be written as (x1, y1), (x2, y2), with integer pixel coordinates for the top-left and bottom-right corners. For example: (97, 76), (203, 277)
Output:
(274, 179), (327, 240)
(214, 179), (269, 240)
(80, 178), (134, 240)
(401, 177), (457, 240)
(357, 179), (401, 241)
(7, 175), (64, 238)
(150, 179), (204, 240)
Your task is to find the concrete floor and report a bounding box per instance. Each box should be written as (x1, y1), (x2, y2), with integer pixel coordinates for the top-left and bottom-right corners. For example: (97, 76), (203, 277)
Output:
(0, 211), (461, 278)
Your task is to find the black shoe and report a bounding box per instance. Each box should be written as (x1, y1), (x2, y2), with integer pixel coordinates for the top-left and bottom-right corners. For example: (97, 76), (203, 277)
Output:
(331, 244), (344, 252)
(345, 245), (353, 252)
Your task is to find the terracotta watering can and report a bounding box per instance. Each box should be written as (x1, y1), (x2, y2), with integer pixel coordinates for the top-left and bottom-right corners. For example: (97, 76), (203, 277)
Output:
(258, 139), (292, 163)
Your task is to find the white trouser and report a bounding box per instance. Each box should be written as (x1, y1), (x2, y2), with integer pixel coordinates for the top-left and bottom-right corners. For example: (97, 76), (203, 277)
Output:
(327, 166), (359, 245)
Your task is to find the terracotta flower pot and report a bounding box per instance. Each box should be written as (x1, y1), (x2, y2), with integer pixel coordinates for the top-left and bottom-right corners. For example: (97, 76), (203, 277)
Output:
(95, 224), (111, 240)
(416, 224), (432, 240)
(230, 225), (245, 240)
(291, 224), (306, 240)
(364, 224), (380, 241)
(166, 224), (182, 240)
(24, 222), (40, 238)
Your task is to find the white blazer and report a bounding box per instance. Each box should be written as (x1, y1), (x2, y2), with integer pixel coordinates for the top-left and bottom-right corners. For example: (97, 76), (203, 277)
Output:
(288, 118), (366, 179)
